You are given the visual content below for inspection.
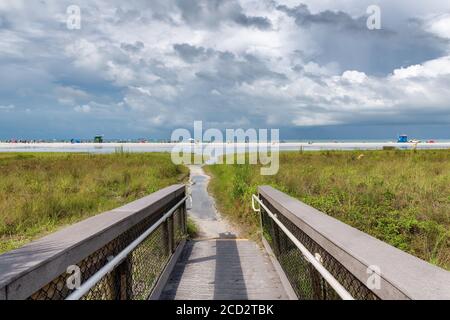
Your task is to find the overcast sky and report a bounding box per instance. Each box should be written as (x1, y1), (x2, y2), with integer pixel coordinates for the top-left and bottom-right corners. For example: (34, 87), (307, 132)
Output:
(0, 0), (449, 140)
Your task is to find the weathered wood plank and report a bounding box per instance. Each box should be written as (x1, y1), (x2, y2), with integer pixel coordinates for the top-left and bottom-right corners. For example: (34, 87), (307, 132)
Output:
(160, 239), (289, 300)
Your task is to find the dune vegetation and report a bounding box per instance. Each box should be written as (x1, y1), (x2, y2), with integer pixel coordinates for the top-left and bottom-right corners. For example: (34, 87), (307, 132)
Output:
(205, 150), (450, 270)
(0, 152), (188, 253)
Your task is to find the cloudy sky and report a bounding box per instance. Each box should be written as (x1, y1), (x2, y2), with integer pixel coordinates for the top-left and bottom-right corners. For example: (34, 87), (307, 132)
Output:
(0, 0), (449, 140)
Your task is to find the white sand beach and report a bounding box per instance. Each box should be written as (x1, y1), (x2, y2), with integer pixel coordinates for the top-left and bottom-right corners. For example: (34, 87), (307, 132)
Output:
(0, 141), (449, 154)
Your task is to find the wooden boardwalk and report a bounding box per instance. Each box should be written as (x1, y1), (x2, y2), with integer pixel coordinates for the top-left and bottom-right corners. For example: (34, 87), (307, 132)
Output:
(160, 166), (289, 300)
(160, 239), (289, 300)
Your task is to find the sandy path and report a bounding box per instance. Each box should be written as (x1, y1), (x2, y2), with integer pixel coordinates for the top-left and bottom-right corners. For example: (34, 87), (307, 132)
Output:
(187, 165), (239, 239)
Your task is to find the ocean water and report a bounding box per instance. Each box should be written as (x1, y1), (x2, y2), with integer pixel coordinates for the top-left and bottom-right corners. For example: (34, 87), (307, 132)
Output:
(0, 142), (449, 155)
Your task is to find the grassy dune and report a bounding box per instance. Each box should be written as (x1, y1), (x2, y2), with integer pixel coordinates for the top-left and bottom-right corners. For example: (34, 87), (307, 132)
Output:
(205, 150), (450, 270)
(0, 152), (188, 253)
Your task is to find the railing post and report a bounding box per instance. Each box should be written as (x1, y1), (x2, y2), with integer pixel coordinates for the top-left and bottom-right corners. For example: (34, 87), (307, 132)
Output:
(163, 215), (175, 255)
(271, 214), (281, 257)
(277, 226), (287, 254)
(179, 202), (186, 236)
(182, 203), (187, 235)
(169, 215), (175, 253)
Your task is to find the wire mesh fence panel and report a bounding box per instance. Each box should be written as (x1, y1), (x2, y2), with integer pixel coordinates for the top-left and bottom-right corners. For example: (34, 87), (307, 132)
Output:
(260, 198), (379, 300)
(30, 236), (124, 300)
(82, 273), (116, 300)
(29, 273), (72, 300)
(28, 194), (187, 300)
(130, 224), (170, 300)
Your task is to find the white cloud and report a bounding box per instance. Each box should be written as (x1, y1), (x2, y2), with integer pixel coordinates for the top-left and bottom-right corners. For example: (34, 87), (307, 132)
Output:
(392, 56), (450, 79)
(56, 86), (90, 105)
(425, 14), (450, 39)
(0, 104), (15, 110)
(0, 104), (16, 111)
(65, 39), (103, 71)
(74, 104), (91, 113)
(1, 0), (450, 136)
(293, 113), (341, 126)
(342, 71), (368, 83)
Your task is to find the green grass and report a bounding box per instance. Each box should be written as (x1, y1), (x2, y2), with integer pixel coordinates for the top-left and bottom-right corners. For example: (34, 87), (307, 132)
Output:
(205, 150), (450, 270)
(187, 217), (199, 238)
(0, 152), (188, 253)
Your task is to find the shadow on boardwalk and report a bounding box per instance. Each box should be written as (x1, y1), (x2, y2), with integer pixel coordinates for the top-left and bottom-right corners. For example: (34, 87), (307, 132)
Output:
(160, 238), (288, 300)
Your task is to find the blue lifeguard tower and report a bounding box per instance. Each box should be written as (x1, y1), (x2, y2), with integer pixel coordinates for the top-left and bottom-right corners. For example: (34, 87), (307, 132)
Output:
(398, 134), (408, 143)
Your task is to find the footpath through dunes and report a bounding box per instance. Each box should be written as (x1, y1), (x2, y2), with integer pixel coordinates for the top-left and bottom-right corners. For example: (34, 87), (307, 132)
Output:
(160, 165), (289, 300)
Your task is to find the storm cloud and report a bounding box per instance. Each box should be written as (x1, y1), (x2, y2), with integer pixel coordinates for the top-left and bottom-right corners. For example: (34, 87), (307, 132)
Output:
(0, 0), (449, 139)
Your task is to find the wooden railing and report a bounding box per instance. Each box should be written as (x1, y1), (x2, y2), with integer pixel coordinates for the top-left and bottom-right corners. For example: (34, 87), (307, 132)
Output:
(0, 185), (187, 300)
(257, 186), (450, 300)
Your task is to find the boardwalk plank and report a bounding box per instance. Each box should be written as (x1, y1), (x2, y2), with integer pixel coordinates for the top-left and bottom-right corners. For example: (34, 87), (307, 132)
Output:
(160, 239), (289, 300)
